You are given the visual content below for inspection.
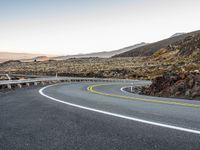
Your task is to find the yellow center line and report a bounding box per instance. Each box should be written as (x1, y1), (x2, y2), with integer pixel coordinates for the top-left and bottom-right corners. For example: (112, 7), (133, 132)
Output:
(87, 84), (200, 108)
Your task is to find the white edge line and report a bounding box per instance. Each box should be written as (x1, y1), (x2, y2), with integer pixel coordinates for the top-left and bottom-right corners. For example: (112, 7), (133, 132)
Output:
(39, 84), (200, 135)
(120, 86), (130, 93)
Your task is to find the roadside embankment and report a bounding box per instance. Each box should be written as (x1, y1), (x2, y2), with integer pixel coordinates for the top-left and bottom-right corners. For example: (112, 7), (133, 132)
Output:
(123, 72), (200, 100)
(141, 72), (200, 100)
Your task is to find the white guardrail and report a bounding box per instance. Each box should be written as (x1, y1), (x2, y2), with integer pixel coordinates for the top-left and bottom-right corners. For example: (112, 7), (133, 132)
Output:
(0, 76), (138, 86)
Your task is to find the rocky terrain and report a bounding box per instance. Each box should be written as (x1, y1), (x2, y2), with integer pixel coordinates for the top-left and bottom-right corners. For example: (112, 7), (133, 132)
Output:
(114, 30), (200, 57)
(141, 72), (200, 99)
(0, 29), (199, 99)
(0, 52), (199, 81)
(124, 31), (200, 100)
(0, 57), (152, 79)
(0, 30), (200, 80)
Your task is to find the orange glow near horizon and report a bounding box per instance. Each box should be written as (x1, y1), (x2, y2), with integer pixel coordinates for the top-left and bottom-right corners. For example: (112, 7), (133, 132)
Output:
(0, 0), (200, 55)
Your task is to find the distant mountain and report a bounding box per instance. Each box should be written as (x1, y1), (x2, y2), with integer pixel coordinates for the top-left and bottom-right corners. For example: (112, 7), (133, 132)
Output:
(170, 33), (185, 38)
(0, 52), (55, 63)
(114, 30), (200, 57)
(55, 42), (147, 60)
(21, 56), (51, 62)
(0, 43), (147, 63)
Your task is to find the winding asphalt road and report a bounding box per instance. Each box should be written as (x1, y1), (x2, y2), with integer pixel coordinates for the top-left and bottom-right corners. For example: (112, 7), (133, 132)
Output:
(0, 81), (200, 150)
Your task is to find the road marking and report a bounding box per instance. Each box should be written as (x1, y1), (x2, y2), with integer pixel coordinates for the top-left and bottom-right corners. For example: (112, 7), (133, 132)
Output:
(87, 84), (200, 108)
(39, 84), (200, 135)
(120, 86), (130, 93)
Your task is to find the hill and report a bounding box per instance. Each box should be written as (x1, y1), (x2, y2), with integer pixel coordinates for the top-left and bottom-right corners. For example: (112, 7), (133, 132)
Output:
(170, 33), (185, 38)
(113, 30), (200, 57)
(55, 42), (147, 60)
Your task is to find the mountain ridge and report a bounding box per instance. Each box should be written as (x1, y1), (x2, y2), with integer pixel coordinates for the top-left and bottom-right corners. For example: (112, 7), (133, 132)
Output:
(55, 42), (147, 60)
(113, 30), (200, 57)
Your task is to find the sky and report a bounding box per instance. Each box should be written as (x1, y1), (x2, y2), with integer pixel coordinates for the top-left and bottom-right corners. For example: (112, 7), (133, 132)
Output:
(0, 0), (200, 55)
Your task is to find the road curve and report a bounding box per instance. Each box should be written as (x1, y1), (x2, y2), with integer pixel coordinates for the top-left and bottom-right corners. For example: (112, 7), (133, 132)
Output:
(0, 81), (200, 150)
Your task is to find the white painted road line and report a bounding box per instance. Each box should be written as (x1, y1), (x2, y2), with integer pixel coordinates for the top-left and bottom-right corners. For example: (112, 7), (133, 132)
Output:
(120, 86), (130, 93)
(39, 84), (200, 135)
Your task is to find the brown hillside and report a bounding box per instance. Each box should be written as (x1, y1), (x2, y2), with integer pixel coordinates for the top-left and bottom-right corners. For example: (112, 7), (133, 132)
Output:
(114, 30), (200, 57)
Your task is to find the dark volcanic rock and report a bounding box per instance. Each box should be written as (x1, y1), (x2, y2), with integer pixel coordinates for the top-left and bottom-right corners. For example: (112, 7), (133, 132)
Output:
(142, 72), (200, 99)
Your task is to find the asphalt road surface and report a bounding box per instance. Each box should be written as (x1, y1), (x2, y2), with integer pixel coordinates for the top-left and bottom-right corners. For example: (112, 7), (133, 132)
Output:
(0, 81), (200, 150)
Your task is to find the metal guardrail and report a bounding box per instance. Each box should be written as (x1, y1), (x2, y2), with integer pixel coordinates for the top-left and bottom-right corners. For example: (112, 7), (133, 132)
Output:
(0, 77), (138, 86)
(0, 73), (50, 78)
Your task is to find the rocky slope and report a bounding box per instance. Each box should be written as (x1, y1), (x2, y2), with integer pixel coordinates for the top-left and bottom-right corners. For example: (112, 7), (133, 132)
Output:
(0, 30), (199, 100)
(0, 30), (200, 80)
(142, 72), (200, 99)
(114, 30), (200, 57)
(167, 33), (200, 57)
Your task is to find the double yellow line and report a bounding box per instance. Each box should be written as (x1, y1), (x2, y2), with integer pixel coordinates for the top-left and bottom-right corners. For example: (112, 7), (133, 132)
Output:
(87, 84), (200, 108)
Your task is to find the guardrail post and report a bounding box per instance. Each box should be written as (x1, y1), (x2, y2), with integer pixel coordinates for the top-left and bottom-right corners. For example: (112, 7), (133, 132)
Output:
(17, 84), (22, 88)
(26, 83), (30, 87)
(7, 84), (12, 89)
(131, 86), (133, 92)
(6, 74), (11, 80)
(34, 82), (38, 86)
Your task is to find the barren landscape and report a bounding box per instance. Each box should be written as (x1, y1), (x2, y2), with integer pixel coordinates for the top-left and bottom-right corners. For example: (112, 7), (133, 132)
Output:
(1, 1), (200, 149)
(0, 30), (200, 99)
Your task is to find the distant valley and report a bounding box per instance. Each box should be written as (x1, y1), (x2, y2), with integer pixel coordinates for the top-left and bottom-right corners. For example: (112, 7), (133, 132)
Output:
(0, 52), (56, 63)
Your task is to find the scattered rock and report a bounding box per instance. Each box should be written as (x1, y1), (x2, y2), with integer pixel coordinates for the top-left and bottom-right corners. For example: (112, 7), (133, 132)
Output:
(142, 72), (200, 99)
(188, 78), (195, 88)
(191, 92), (200, 98)
(185, 89), (192, 97)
